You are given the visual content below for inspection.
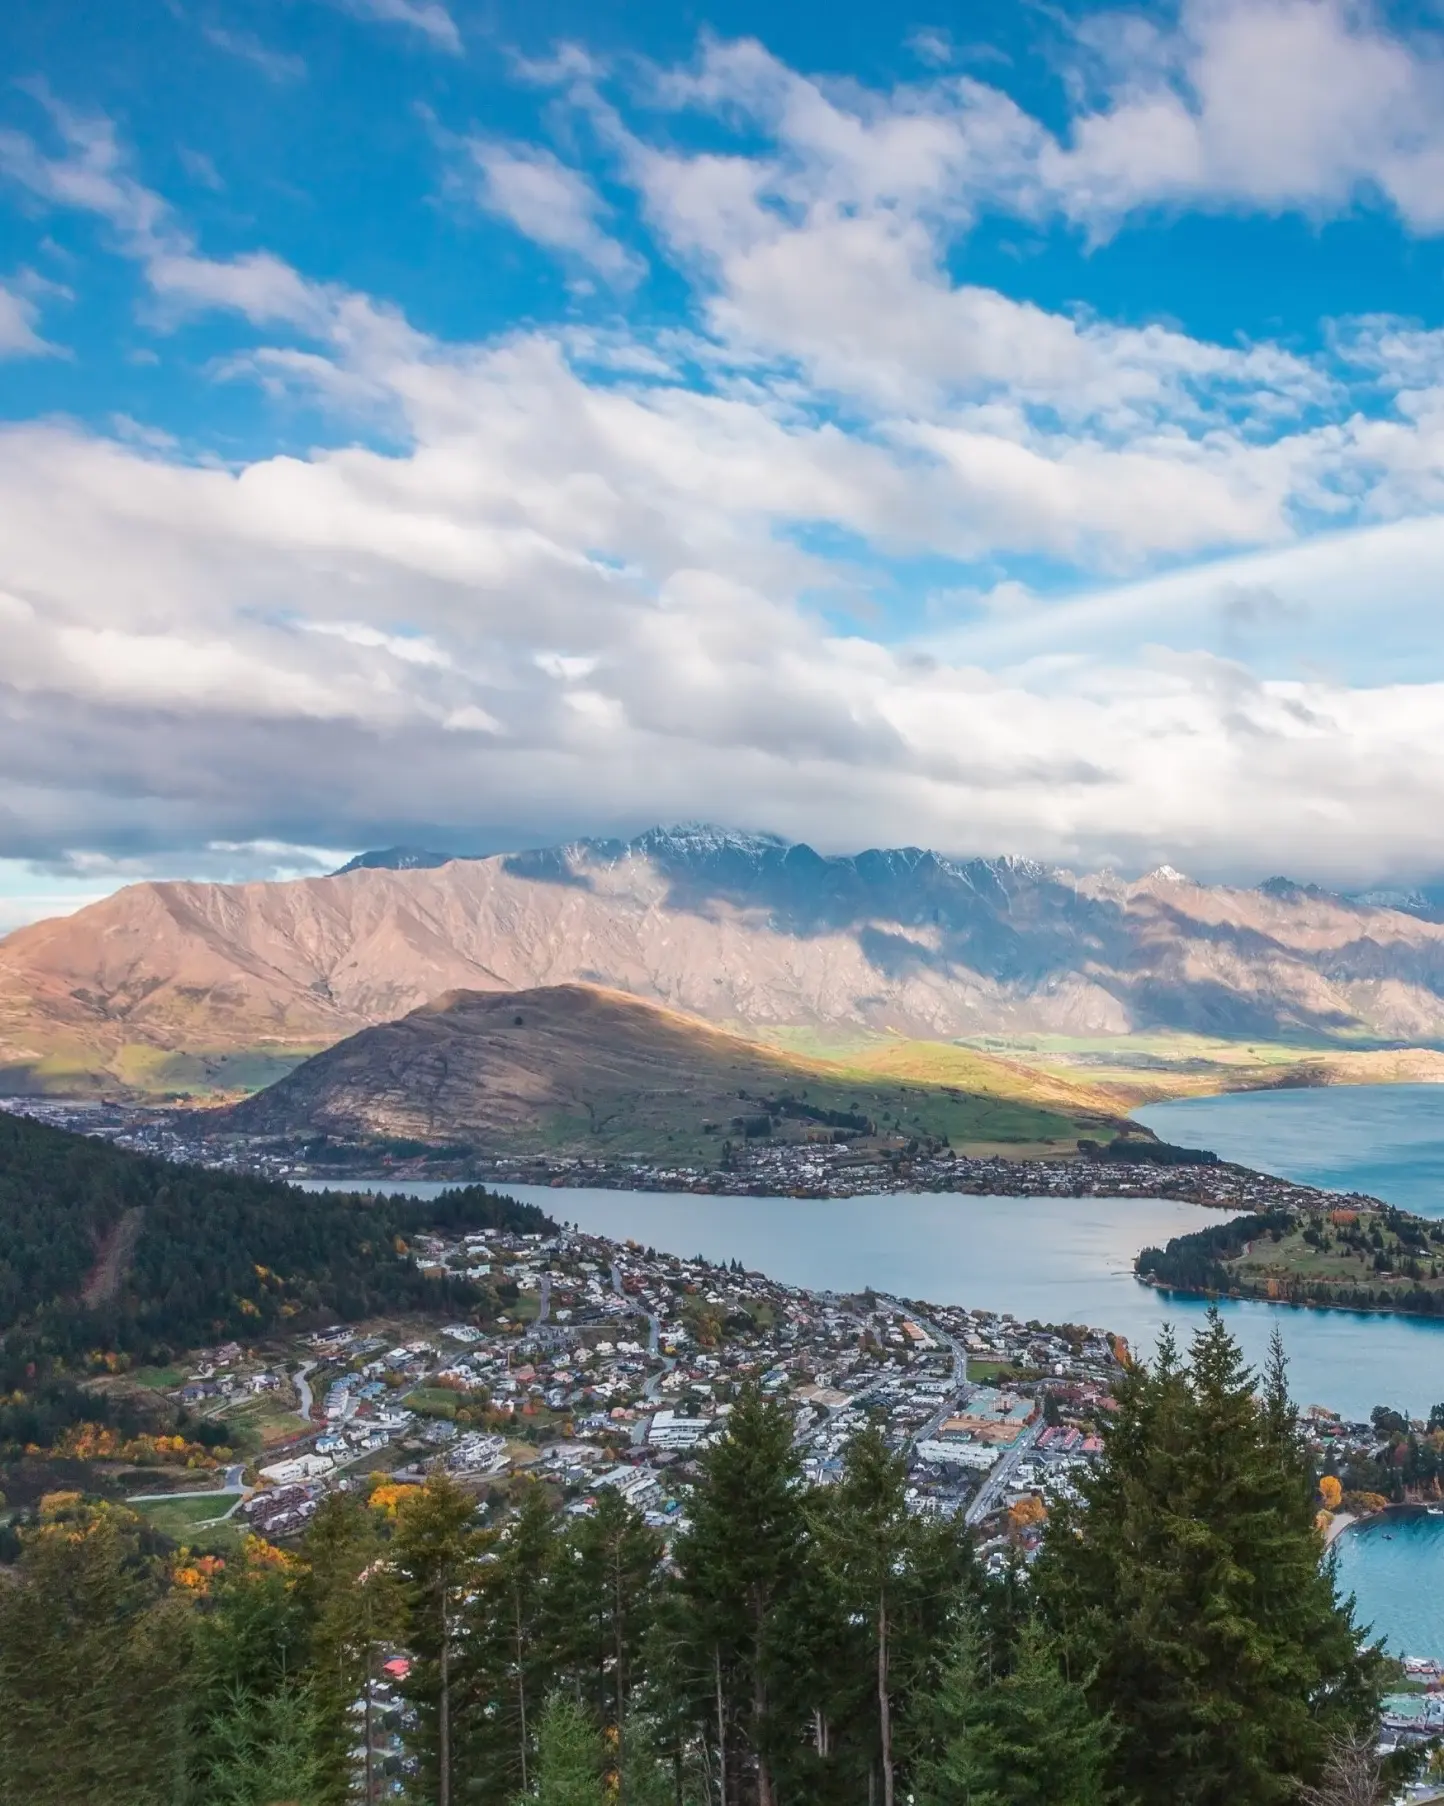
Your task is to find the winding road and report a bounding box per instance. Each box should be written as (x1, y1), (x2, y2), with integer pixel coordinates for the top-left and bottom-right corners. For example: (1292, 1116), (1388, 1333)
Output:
(614, 1262), (672, 1443)
(293, 1359), (318, 1423)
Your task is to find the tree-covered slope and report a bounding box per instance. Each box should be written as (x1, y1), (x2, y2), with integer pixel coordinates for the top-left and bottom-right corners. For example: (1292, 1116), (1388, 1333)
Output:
(0, 1110), (552, 1379)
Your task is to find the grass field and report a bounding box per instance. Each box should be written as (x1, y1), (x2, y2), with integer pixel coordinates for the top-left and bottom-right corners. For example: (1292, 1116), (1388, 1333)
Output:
(966, 1358), (1033, 1384)
(131, 1365), (186, 1391)
(952, 1032), (1444, 1108)
(132, 1491), (241, 1546)
(403, 1386), (461, 1419)
(214, 1395), (310, 1449)
(513, 1059), (1126, 1161)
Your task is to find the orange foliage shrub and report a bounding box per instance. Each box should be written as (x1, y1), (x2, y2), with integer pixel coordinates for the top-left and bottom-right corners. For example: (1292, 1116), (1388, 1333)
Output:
(173, 1551), (227, 1595)
(41, 1423), (218, 1467)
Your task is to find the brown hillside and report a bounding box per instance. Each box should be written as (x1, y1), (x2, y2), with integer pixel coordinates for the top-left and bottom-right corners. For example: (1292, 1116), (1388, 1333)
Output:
(216, 984), (1125, 1157)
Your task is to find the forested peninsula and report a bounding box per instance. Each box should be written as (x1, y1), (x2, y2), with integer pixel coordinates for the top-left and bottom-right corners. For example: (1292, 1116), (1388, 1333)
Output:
(1138, 1200), (1444, 1317)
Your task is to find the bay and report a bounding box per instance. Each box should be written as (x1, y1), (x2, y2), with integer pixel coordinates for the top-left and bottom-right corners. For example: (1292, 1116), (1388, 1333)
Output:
(1332, 1511), (1444, 1661)
(1136, 1084), (1444, 1217)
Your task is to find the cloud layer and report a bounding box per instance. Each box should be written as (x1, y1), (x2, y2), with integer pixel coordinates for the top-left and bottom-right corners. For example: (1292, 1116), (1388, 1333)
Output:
(7, 4), (1444, 906)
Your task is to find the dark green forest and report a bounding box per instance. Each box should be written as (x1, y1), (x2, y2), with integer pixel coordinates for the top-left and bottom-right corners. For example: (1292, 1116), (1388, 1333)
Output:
(0, 1316), (1407, 1806)
(1136, 1209), (1293, 1293)
(0, 1111), (553, 1448)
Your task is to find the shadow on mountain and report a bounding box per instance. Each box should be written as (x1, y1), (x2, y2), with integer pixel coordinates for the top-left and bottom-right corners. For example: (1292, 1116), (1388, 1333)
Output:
(576, 829), (1444, 1040)
(501, 847), (595, 889)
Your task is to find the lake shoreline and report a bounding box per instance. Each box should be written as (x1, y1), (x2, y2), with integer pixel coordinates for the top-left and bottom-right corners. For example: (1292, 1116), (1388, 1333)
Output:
(1138, 1272), (1444, 1325)
(284, 1150), (1370, 1214)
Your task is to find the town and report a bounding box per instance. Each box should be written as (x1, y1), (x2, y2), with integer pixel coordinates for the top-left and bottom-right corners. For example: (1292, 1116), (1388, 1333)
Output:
(133, 1219), (1128, 1566)
(0, 1095), (1378, 1216)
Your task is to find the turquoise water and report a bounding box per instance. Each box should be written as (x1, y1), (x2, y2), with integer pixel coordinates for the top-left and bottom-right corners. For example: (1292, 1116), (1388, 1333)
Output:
(1333, 1511), (1444, 1660)
(1136, 1084), (1444, 1217)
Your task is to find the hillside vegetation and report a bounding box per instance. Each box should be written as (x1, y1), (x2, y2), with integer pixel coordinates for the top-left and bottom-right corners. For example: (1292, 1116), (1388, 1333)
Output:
(964, 1030), (1444, 1108)
(0, 1109), (553, 1449)
(217, 984), (1131, 1159)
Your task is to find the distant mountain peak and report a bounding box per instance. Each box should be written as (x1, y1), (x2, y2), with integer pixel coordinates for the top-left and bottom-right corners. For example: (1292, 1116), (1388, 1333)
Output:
(627, 823), (791, 858)
(333, 846), (459, 875)
(1257, 875), (1335, 902)
(1143, 864), (1192, 885)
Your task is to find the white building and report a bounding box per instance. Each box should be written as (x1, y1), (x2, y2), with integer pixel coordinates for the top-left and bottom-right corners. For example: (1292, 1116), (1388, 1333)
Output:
(914, 1438), (998, 1471)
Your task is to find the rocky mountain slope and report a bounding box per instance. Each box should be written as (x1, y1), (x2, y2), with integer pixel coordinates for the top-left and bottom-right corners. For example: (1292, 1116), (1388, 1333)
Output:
(6, 825), (1444, 1096)
(216, 983), (1125, 1157)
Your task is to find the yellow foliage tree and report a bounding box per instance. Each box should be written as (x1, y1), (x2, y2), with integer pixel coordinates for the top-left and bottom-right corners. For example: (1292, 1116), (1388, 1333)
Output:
(1008, 1495), (1047, 1534)
(1318, 1475), (1343, 1512)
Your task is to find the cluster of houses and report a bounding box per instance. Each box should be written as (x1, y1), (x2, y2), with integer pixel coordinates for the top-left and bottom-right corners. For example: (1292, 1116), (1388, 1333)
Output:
(165, 1224), (1128, 1549)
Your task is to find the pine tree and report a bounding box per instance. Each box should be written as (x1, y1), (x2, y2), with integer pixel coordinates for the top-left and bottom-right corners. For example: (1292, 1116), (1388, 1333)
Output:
(391, 1473), (491, 1806)
(301, 1491), (404, 1806)
(514, 1694), (606, 1806)
(200, 1678), (325, 1806)
(0, 1498), (192, 1806)
(1034, 1311), (1386, 1806)
(666, 1382), (809, 1806)
(458, 1480), (560, 1800)
(548, 1487), (662, 1768)
(812, 1421), (913, 1806)
(191, 1537), (317, 1804)
(918, 1615), (1114, 1806)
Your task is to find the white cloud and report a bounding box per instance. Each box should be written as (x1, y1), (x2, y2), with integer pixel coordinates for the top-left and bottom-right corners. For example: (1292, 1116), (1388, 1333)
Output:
(13, 58), (1444, 885)
(0, 94), (337, 332)
(467, 140), (641, 282)
(0, 281), (53, 358)
(336, 0), (461, 55)
(202, 25), (307, 84)
(1043, 0), (1444, 234)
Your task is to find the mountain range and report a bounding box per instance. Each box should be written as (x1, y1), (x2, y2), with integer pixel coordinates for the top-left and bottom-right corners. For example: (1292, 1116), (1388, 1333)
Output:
(6, 824), (1444, 1098)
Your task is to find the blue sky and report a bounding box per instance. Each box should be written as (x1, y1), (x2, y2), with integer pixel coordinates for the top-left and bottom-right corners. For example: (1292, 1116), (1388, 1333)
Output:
(6, 0), (1444, 926)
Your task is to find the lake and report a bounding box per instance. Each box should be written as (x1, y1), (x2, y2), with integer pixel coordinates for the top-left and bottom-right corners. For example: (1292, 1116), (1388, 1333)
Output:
(1137, 1084), (1444, 1217)
(302, 1178), (1444, 1422)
